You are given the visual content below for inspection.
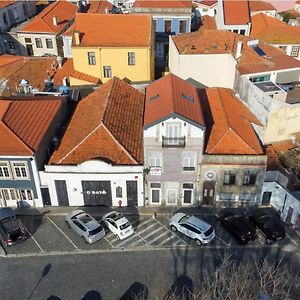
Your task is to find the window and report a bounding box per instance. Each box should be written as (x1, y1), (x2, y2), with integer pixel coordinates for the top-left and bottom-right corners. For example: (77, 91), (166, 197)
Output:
(219, 193), (235, 201)
(0, 162), (11, 178)
(183, 152), (196, 171)
(239, 194), (256, 201)
(243, 170), (257, 185)
(25, 38), (32, 43)
(11, 161), (29, 179)
(164, 20), (172, 33)
(3, 12), (8, 24)
(88, 51), (96, 65)
(149, 152), (161, 167)
(19, 189), (33, 201)
(249, 75), (271, 83)
(223, 170), (236, 185)
(0, 189), (17, 201)
(233, 29), (239, 33)
(12, 7), (18, 20)
(116, 186), (122, 198)
(150, 183), (161, 204)
(35, 38), (42, 48)
(46, 39), (53, 49)
(291, 46), (300, 57)
(240, 29), (245, 35)
(103, 66), (112, 78)
(153, 19), (157, 31)
(8, 41), (15, 50)
(183, 183), (193, 204)
(128, 52), (135, 65)
(179, 20), (186, 33)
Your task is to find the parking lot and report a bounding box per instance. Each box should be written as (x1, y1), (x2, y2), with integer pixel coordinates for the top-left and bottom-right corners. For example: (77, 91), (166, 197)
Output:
(1, 212), (299, 256)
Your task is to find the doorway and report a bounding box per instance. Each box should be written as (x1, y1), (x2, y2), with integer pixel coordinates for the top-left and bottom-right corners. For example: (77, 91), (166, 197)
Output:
(126, 181), (138, 206)
(26, 44), (34, 56)
(203, 181), (215, 205)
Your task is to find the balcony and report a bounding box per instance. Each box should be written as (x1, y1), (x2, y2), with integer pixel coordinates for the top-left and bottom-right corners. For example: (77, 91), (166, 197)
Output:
(162, 136), (185, 148)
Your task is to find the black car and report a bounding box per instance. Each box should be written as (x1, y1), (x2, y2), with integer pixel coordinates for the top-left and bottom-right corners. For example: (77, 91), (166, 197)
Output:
(0, 207), (27, 246)
(249, 210), (285, 244)
(218, 210), (256, 244)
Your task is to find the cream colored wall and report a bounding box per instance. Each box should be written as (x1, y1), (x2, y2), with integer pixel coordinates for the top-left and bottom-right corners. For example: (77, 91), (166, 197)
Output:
(72, 46), (153, 83)
(69, 77), (95, 86)
(264, 104), (300, 143)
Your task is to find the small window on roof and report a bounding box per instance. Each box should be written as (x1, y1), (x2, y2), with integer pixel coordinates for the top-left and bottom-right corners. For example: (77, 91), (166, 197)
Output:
(252, 45), (266, 57)
(182, 93), (194, 102)
(149, 94), (159, 101)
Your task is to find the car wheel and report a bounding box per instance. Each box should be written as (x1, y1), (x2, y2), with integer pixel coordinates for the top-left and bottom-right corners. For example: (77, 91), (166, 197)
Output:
(82, 236), (87, 244)
(195, 239), (202, 246)
(65, 221), (71, 229)
(170, 225), (177, 232)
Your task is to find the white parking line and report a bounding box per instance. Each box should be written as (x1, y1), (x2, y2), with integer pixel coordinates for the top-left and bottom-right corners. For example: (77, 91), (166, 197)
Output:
(160, 235), (178, 245)
(137, 218), (155, 229)
(215, 235), (231, 246)
(130, 236), (148, 247)
(136, 221), (157, 235)
(47, 217), (79, 250)
(115, 233), (139, 247)
(143, 226), (164, 240)
(104, 237), (114, 248)
(286, 233), (299, 246)
(23, 224), (44, 252)
(149, 230), (169, 244)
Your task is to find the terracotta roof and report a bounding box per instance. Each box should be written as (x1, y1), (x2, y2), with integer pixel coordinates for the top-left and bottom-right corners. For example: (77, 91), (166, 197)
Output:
(73, 13), (152, 47)
(0, 55), (25, 68)
(199, 15), (217, 31)
(197, 1), (217, 7)
(87, 0), (114, 13)
(223, 0), (250, 25)
(19, 0), (78, 34)
(172, 29), (300, 75)
(0, 1), (15, 9)
(50, 77), (145, 165)
(0, 97), (63, 156)
(251, 13), (300, 44)
(144, 73), (205, 128)
(249, 0), (276, 12)
(202, 87), (264, 155)
(133, 0), (192, 8)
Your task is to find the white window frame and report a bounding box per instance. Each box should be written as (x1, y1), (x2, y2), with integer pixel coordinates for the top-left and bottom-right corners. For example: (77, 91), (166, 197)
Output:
(150, 183), (161, 204)
(0, 161), (12, 179)
(11, 161), (30, 180)
(35, 38), (43, 49)
(291, 46), (300, 57)
(88, 51), (96, 65)
(166, 123), (180, 145)
(148, 151), (162, 167)
(0, 188), (18, 202)
(128, 52), (135, 65)
(182, 183), (193, 205)
(19, 189), (33, 201)
(166, 188), (177, 205)
(103, 66), (112, 78)
(179, 20), (187, 34)
(183, 152), (196, 171)
(46, 38), (53, 49)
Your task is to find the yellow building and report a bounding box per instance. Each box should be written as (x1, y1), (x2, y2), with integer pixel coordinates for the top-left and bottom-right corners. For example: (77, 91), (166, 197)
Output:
(71, 13), (154, 84)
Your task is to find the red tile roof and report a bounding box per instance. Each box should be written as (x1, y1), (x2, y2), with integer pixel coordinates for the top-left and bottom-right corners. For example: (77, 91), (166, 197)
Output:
(251, 12), (300, 44)
(19, 0), (78, 34)
(223, 0), (250, 25)
(144, 73), (205, 128)
(0, 1), (15, 9)
(0, 54), (25, 68)
(198, 1), (217, 7)
(172, 29), (300, 75)
(133, 0), (192, 8)
(73, 13), (152, 47)
(50, 77), (145, 165)
(199, 15), (217, 31)
(249, 0), (276, 12)
(87, 0), (114, 13)
(0, 97), (63, 156)
(202, 88), (264, 155)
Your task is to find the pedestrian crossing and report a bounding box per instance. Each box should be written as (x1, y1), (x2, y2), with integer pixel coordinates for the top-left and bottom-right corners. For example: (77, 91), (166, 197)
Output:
(104, 217), (187, 248)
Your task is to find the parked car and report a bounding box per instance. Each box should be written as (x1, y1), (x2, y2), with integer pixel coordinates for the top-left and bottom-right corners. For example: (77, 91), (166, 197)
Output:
(218, 210), (256, 244)
(249, 209), (285, 244)
(0, 207), (27, 246)
(169, 213), (215, 245)
(65, 210), (105, 244)
(102, 211), (134, 240)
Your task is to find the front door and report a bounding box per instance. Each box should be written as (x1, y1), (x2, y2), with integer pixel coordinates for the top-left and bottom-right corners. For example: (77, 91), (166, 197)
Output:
(82, 181), (112, 206)
(167, 189), (177, 205)
(26, 44), (34, 56)
(203, 181), (215, 205)
(41, 187), (51, 206)
(55, 180), (69, 206)
(126, 181), (138, 206)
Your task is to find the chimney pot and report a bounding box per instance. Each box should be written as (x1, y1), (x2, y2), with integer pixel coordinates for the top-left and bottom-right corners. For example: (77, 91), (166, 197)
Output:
(53, 17), (57, 26)
(74, 31), (80, 45)
(235, 41), (243, 59)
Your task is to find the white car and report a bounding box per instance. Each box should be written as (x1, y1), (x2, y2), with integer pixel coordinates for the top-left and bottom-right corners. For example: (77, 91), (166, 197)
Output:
(169, 213), (215, 245)
(102, 211), (134, 240)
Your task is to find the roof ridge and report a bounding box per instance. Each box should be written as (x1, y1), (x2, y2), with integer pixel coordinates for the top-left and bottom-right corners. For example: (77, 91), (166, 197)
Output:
(102, 77), (115, 124)
(217, 88), (231, 129)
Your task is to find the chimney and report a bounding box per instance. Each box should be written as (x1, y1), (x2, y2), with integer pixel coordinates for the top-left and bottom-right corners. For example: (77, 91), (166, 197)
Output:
(235, 41), (243, 59)
(53, 16), (57, 26)
(56, 56), (63, 68)
(74, 31), (80, 45)
(104, 6), (109, 14)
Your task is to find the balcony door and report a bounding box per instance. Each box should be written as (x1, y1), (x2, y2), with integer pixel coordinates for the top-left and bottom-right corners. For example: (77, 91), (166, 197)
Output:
(167, 124), (180, 145)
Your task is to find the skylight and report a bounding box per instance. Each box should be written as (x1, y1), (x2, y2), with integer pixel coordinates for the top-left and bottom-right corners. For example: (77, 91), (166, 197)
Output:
(182, 93), (194, 102)
(252, 45), (266, 57)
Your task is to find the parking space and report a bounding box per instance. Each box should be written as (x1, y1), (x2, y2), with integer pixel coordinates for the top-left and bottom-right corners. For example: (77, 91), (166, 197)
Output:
(1, 213), (299, 256)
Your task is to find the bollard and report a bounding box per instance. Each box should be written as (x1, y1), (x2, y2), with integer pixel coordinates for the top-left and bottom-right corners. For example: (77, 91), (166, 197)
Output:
(118, 200), (122, 208)
(153, 212), (156, 219)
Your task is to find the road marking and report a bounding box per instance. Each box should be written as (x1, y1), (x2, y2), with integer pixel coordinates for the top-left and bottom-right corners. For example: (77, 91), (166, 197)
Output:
(115, 233), (139, 247)
(286, 233), (299, 246)
(130, 236), (148, 247)
(149, 230), (169, 244)
(137, 218), (155, 229)
(130, 217), (146, 226)
(136, 222), (157, 235)
(215, 235), (231, 246)
(22, 224), (44, 252)
(143, 226), (164, 240)
(104, 237), (114, 248)
(47, 217), (79, 250)
(160, 235), (178, 245)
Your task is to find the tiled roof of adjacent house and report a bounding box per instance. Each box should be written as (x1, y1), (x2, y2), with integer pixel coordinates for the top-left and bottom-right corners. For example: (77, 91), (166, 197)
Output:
(249, 0), (276, 12)
(19, 0), (78, 34)
(223, 0), (250, 25)
(49, 77), (144, 165)
(87, 0), (114, 13)
(0, 54), (25, 68)
(198, 1), (217, 7)
(172, 29), (300, 75)
(198, 15), (217, 31)
(133, 0), (192, 8)
(144, 73), (205, 129)
(251, 12), (300, 44)
(201, 88), (264, 155)
(0, 97), (63, 156)
(73, 13), (152, 47)
(0, 1), (15, 9)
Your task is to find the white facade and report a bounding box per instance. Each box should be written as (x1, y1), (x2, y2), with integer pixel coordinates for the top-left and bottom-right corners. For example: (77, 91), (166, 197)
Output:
(40, 160), (144, 207)
(273, 44), (300, 61)
(168, 37), (237, 88)
(250, 10), (277, 18)
(62, 35), (73, 58)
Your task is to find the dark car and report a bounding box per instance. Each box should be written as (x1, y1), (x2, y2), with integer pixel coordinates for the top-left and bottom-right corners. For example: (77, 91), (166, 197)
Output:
(0, 207), (27, 246)
(218, 210), (256, 244)
(249, 210), (285, 244)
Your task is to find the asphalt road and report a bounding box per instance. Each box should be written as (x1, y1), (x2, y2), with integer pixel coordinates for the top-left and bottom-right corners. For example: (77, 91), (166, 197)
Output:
(0, 247), (299, 300)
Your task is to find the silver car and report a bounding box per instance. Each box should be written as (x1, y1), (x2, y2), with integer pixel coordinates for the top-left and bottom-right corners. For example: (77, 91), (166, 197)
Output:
(169, 213), (215, 245)
(65, 210), (105, 243)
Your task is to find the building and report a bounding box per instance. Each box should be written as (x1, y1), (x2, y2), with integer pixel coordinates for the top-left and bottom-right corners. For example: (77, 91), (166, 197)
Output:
(193, 1), (217, 17)
(0, 96), (69, 208)
(131, 0), (193, 68)
(199, 87), (267, 206)
(251, 13), (300, 60)
(249, 0), (277, 17)
(17, 0), (78, 57)
(40, 77), (145, 207)
(0, 0), (37, 55)
(143, 73), (206, 206)
(71, 13), (154, 84)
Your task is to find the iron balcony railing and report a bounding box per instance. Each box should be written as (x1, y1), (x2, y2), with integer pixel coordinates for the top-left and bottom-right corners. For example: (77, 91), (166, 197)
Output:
(162, 136), (185, 148)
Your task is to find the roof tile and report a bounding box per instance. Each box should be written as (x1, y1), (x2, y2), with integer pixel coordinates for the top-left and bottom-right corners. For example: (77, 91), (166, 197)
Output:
(223, 0), (250, 25)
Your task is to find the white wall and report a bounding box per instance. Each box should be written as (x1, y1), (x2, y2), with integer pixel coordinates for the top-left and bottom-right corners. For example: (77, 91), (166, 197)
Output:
(62, 35), (73, 58)
(250, 10), (277, 18)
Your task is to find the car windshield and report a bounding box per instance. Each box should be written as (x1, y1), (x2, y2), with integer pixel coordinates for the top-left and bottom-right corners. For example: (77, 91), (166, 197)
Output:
(110, 213), (124, 222)
(120, 222), (130, 231)
(88, 225), (103, 236)
(178, 215), (190, 224)
(79, 214), (93, 223)
(204, 227), (213, 237)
